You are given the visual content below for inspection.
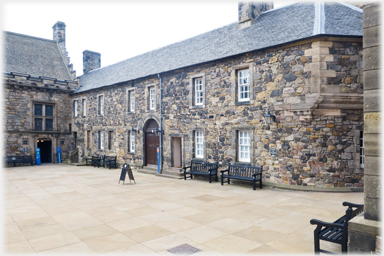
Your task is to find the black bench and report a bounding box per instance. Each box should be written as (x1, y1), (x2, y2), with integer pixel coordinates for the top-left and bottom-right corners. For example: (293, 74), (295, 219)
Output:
(102, 156), (117, 169)
(87, 156), (102, 167)
(5, 155), (34, 167)
(220, 163), (262, 190)
(310, 202), (364, 254)
(182, 161), (218, 183)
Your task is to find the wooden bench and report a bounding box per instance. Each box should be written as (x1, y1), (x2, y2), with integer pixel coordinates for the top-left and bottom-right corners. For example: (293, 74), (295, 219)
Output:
(220, 163), (262, 190)
(5, 155), (34, 167)
(310, 202), (364, 254)
(87, 156), (102, 167)
(182, 161), (218, 183)
(102, 156), (117, 169)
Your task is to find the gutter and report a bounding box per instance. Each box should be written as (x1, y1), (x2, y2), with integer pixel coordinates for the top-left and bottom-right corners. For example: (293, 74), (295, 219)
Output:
(158, 73), (163, 173)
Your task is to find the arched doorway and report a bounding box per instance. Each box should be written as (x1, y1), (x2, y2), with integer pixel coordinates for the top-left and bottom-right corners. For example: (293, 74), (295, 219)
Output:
(144, 119), (160, 166)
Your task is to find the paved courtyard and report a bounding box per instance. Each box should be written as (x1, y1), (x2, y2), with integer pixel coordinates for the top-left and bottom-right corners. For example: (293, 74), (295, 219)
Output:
(4, 164), (364, 255)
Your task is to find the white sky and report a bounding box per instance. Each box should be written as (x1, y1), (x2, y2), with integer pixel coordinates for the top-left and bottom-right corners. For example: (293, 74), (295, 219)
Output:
(3, 1), (297, 77)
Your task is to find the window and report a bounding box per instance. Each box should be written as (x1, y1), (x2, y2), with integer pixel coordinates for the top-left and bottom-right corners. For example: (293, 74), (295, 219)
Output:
(108, 131), (113, 150)
(239, 131), (250, 162)
(98, 131), (104, 150)
(360, 131), (364, 168)
(34, 103), (55, 131)
(128, 90), (135, 112)
(86, 130), (91, 148)
(195, 131), (204, 158)
(129, 131), (135, 153)
(82, 99), (86, 116)
(149, 87), (155, 110)
(195, 78), (203, 106)
(238, 69), (250, 102)
(74, 100), (78, 117)
(98, 95), (104, 115)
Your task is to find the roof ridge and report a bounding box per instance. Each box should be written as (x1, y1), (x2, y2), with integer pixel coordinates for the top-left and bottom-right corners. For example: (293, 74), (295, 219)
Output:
(336, 1), (363, 12)
(4, 31), (56, 43)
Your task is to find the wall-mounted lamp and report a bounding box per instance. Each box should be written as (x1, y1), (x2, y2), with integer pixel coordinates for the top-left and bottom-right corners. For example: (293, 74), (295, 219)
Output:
(264, 108), (276, 125)
(130, 127), (136, 133)
(152, 127), (164, 136)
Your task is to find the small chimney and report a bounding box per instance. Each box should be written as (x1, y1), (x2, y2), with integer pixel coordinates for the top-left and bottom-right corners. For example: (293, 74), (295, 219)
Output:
(83, 50), (101, 74)
(52, 21), (66, 46)
(238, 2), (274, 29)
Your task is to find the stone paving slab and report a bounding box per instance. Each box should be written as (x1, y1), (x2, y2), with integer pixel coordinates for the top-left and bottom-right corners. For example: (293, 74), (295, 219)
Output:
(3, 164), (364, 254)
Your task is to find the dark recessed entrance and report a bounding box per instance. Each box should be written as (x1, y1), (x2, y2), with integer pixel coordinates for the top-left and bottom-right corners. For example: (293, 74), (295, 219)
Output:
(144, 119), (160, 166)
(37, 140), (52, 163)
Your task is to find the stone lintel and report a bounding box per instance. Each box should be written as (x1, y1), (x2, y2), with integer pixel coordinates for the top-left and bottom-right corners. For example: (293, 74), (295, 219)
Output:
(313, 109), (341, 116)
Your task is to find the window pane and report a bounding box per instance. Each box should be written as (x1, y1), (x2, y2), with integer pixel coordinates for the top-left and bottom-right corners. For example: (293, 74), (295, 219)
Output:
(45, 105), (53, 117)
(45, 119), (53, 131)
(35, 118), (43, 131)
(35, 104), (43, 116)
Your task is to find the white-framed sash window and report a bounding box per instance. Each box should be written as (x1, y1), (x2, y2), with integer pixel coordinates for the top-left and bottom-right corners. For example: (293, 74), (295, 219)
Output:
(82, 99), (86, 116)
(238, 69), (250, 102)
(150, 87), (155, 110)
(98, 131), (104, 150)
(195, 78), (203, 106)
(129, 90), (135, 112)
(98, 95), (104, 115)
(130, 132), (135, 153)
(195, 131), (204, 158)
(74, 100), (78, 117)
(239, 131), (250, 162)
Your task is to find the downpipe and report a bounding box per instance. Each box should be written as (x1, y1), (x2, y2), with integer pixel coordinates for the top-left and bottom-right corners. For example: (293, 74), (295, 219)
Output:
(158, 73), (163, 173)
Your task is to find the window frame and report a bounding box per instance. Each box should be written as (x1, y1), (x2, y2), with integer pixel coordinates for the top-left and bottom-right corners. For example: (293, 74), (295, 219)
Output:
(129, 131), (135, 153)
(238, 131), (251, 162)
(98, 131), (104, 150)
(82, 98), (87, 117)
(127, 89), (135, 113)
(149, 87), (155, 110)
(195, 131), (204, 158)
(32, 101), (56, 132)
(194, 78), (204, 106)
(189, 73), (206, 108)
(231, 63), (255, 104)
(238, 69), (250, 102)
(74, 100), (78, 117)
(97, 94), (104, 116)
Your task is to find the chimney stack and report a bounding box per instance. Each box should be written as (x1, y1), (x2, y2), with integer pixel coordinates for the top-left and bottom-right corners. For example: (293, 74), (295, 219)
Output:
(52, 21), (66, 46)
(238, 2), (274, 29)
(83, 50), (101, 74)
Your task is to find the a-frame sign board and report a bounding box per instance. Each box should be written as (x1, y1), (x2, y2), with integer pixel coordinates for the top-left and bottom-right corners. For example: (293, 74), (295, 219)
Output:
(119, 163), (136, 185)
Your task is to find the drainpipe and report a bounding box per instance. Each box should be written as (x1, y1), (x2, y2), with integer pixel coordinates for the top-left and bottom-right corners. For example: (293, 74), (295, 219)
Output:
(158, 73), (163, 173)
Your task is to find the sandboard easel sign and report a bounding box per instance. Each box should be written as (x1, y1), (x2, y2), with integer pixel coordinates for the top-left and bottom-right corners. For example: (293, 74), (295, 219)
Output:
(119, 163), (136, 185)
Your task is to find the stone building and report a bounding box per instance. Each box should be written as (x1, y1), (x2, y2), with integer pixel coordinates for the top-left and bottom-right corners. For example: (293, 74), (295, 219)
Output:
(4, 2), (367, 191)
(4, 22), (77, 163)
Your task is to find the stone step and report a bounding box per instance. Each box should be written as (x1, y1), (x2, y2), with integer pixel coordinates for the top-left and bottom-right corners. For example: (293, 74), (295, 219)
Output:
(136, 166), (183, 179)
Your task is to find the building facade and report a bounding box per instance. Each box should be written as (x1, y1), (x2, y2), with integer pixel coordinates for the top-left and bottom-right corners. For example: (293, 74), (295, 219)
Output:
(4, 2), (367, 191)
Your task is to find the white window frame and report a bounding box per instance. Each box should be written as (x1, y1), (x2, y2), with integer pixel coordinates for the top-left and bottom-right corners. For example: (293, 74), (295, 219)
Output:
(195, 131), (204, 158)
(82, 98), (86, 117)
(149, 87), (155, 110)
(98, 131), (104, 150)
(98, 95), (104, 115)
(74, 100), (78, 117)
(238, 69), (250, 102)
(360, 131), (364, 168)
(129, 132), (135, 153)
(239, 131), (250, 162)
(195, 78), (203, 106)
(129, 90), (135, 112)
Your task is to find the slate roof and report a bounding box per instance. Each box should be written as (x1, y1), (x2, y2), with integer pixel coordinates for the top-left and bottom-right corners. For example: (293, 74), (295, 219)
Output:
(3, 32), (73, 81)
(76, 2), (363, 93)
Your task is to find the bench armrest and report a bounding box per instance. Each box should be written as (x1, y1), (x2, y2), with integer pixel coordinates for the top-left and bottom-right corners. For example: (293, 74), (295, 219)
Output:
(182, 166), (191, 172)
(207, 168), (217, 173)
(220, 169), (229, 174)
(310, 219), (345, 229)
(343, 202), (364, 208)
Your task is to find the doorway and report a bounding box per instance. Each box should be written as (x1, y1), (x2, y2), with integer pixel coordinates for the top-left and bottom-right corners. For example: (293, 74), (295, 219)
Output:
(37, 140), (52, 163)
(144, 119), (160, 166)
(171, 137), (182, 168)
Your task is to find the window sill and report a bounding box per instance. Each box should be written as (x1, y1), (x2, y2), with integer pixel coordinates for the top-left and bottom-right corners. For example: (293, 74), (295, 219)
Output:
(235, 101), (251, 106)
(127, 152), (135, 155)
(191, 158), (205, 162)
(190, 105), (204, 109)
(127, 111), (135, 114)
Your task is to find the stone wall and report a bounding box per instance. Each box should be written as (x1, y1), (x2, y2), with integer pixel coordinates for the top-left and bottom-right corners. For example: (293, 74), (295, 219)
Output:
(4, 74), (76, 163)
(73, 37), (364, 189)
